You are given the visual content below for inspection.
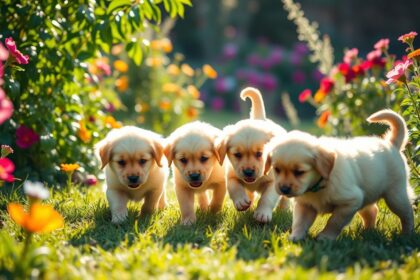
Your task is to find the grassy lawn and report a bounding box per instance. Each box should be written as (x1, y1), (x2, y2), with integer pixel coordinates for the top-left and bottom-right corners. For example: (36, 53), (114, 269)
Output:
(0, 183), (419, 279)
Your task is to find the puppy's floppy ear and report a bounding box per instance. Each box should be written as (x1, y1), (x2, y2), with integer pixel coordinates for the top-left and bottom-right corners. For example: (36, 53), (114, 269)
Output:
(163, 143), (173, 167)
(264, 154), (272, 175)
(152, 140), (164, 167)
(215, 136), (228, 165)
(314, 146), (336, 178)
(95, 140), (112, 170)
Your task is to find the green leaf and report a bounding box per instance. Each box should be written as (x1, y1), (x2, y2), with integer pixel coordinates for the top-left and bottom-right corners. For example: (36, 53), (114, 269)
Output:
(107, 0), (131, 14)
(126, 41), (143, 65)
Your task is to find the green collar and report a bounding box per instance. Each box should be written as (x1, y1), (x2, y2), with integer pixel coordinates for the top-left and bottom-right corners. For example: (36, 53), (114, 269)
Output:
(305, 176), (325, 193)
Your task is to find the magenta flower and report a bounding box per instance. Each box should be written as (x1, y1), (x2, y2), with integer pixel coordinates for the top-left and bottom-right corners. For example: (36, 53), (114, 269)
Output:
(292, 70), (305, 85)
(290, 52), (303, 66)
(16, 125), (40, 149)
(299, 89), (311, 103)
(269, 47), (283, 64)
(0, 157), (14, 182)
(398, 31), (417, 44)
(386, 59), (413, 84)
(211, 97), (224, 111)
(343, 48), (358, 64)
(5, 38), (29, 65)
(260, 73), (277, 91)
(223, 43), (238, 60)
(374, 38), (390, 51)
(0, 88), (13, 124)
(85, 174), (98, 186)
(215, 77), (228, 93)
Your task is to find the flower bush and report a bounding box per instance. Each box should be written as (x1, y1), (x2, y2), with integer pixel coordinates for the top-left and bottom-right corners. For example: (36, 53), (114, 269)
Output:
(0, 0), (191, 184)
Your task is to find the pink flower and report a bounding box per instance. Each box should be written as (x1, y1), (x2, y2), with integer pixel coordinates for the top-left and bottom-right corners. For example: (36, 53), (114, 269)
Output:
(386, 59), (413, 84)
(292, 70), (305, 85)
(1, 145), (14, 158)
(374, 38), (390, 51)
(343, 48), (358, 64)
(0, 88), (13, 124)
(5, 38), (29, 65)
(16, 125), (40, 149)
(398, 31), (417, 44)
(223, 43), (237, 60)
(0, 42), (9, 61)
(85, 175), (97, 186)
(299, 89), (311, 103)
(367, 49), (385, 68)
(96, 60), (111, 76)
(319, 77), (334, 93)
(0, 157), (14, 182)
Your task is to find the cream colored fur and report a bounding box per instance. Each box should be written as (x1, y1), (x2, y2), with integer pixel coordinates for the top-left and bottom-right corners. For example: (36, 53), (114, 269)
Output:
(96, 126), (168, 224)
(267, 109), (414, 240)
(164, 121), (226, 225)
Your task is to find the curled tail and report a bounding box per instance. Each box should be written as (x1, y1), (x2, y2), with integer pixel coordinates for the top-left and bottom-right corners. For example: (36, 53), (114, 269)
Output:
(240, 87), (266, 120)
(367, 109), (408, 151)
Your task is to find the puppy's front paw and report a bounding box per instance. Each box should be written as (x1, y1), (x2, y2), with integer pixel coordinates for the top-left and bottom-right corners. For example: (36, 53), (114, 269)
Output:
(233, 196), (252, 211)
(111, 209), (128, 224)
(316, 231), (338, 241)
(253, 207), (272, 223)
(181, 215), (197, 226)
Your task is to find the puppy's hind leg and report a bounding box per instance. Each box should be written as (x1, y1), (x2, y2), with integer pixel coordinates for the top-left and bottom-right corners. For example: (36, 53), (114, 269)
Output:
(358, 203), (378, 229)
(141, 189), (163, 215)
(277, 196), (290, 211)
(383, 182), (414, 234)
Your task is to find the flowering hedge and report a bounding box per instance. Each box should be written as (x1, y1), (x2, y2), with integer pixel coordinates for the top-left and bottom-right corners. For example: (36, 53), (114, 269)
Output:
(0, 0), (191, 184)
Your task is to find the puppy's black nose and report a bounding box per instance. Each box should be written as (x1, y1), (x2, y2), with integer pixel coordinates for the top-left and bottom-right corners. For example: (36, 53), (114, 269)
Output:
(189, 173), (201, 181)
(128, 175), (139, 184)
(280, 185), (291, 194)
(243, 169), (255, 177)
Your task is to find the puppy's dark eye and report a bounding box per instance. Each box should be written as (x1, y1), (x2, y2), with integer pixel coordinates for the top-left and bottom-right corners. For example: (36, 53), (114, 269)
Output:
(293, 170), (305, 177)
(255, 151), (262, 158)
(274, 167), (281, 174)
(139, 159), (147, 165)
(117, 160), (126, 167)
(180, 158), (188, 164)
(200, 156), (209, 163)
(234, 152), (242, 159)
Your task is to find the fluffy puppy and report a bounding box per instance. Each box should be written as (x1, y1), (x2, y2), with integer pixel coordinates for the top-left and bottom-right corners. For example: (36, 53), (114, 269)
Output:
(96, 126), (168, 224)
(266, 109), (414, 240)
(218, 87), (287, 223)
(164, 121), (226, 225)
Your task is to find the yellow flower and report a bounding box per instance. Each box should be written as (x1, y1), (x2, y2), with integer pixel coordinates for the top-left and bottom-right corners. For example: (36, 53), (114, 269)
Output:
(203, 64), (217, 79)
(408, 48), (420, 59)
(181, 64), (195, 77)
(187, 85), (200, 99)
(159, 100), (171, 111)
(78, 121), (91, 143)
(186, 107), (199, 119)
(116, 76), (129, 92)
(146, 57), (163, 68)
(167, 64), (180, 76)
(113, 60), (129, 73)
(104, 116), (123, 128)
(160, 38), (173, 53)
(8, 202), (64, 233)
(314, 90), (327, 103)
(162, 83), (181, 93)
(60, 163), (80, 172)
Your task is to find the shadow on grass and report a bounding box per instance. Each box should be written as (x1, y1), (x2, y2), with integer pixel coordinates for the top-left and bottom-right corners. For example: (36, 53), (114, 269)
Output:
(285, 227), (420, 272)
(69, 204), (154, 251)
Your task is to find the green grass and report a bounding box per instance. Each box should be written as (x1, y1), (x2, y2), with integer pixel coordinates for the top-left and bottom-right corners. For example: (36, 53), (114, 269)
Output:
(0, 184), (419, 279)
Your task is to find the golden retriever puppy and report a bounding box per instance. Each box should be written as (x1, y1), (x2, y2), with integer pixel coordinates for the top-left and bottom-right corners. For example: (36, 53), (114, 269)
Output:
(164, 121), (226, 225)
(266, 109), (414, 240)
(218, 87), (287, 223)
(96, 126), (168, 224)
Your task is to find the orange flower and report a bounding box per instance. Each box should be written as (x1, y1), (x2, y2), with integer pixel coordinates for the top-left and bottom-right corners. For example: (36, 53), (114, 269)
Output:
(408, 48), (420, 59)
(317, 111), (331, 128)
(150, 40), (161, 50)
(187, 85), (200, 99)
(78, 121), (91, 143)
(146, 57), (163, 68)
(181, 64), (194, 77)
(60, 163), (80, 172)
(314, 90), (327, 103)
(167, 64), (180, 76)
(186, 107), (199, 119)
(104, 116), (122, 128)
(113, 60), (129, 73)
(160, 38), (173, 53)
(116, 76), (129, 92)
(159, 100), (171, 111)
(162, 83), (181, 93)
(8, 202), (64, 233)
(203, 64), (217, 79)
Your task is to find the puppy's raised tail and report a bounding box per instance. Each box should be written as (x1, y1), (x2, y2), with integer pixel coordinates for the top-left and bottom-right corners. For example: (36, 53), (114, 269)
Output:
(240, 87), (266, 120)
(367, 109), (408, 151)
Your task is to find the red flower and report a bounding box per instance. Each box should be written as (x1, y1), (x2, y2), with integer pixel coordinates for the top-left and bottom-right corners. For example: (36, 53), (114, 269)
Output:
(5, 38), (29, 65)
(374, 38), (390, 51)
(352, 64), (364, 77)
(398, 31), (417, 44)
(338, 63), (356, 83)
(16, 125), (40, 149)
(298, 89), (311, 103)
(386, 59), (413, 84)
(0, 157), (14, 182)
(319, 77), (334, 93)
(366, 49), (385, 68)
(0, 88), (13, 124)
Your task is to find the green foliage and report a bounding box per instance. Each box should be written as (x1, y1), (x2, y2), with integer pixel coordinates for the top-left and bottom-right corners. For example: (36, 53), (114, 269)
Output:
(0, 186), (419, 278)
(0, 0), (192, 184)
